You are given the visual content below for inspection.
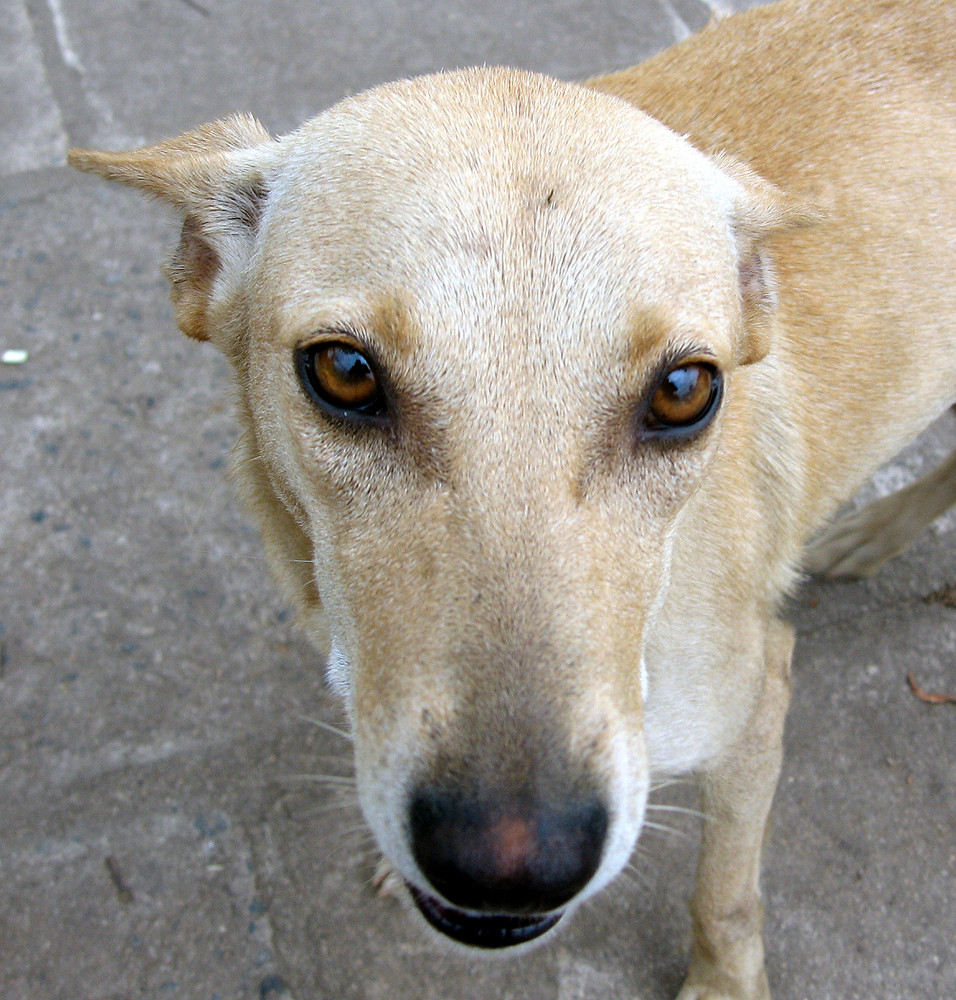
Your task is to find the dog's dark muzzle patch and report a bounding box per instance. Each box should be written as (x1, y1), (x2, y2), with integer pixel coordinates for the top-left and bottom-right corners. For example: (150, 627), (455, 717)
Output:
(407, 880), (563, 948)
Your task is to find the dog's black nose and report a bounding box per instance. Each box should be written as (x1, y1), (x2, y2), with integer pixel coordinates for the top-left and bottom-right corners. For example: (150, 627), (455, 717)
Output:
(409, 787), (608, 914)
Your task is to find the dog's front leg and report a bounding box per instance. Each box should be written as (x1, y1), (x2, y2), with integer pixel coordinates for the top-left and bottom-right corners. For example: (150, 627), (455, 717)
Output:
(677, 621), (794, 1000)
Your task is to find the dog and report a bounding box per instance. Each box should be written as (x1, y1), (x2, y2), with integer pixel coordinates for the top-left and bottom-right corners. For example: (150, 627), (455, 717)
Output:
(68, 0), (956, 996)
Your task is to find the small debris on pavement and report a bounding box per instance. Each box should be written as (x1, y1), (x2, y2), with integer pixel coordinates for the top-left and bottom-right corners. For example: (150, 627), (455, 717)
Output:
(924, 585), (956, 609)
(104, 855), (135, 904)
(907, 672), (956, 705)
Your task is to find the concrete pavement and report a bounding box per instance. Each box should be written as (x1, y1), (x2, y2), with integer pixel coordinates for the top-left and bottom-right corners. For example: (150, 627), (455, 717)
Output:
(1, 1), (953, 998)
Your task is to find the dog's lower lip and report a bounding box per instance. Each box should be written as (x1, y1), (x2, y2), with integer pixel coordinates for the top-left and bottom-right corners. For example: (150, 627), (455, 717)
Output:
(406, 882), (563, 948)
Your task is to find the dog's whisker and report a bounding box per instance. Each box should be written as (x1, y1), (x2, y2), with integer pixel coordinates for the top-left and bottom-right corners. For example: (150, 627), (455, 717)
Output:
(621, 861), (655, 891)
(293, 576), (322, 597)
(287, 753), (354, 764)
(278, 772), (356, 788)
(648, 776), (694, 794)
(314, 829), (377, 871)
(334, 822), (375, 841)
(283, 773), (356, 786)
(641, 820), (694, 842)
(294, 798), (362, 820)
(601, 855), (655, 900)
(297, 714), (353, 742)
(646, 803), (707, 821)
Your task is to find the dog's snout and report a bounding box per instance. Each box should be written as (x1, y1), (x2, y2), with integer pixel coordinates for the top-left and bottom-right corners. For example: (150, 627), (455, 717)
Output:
(409, 787), (608, 914)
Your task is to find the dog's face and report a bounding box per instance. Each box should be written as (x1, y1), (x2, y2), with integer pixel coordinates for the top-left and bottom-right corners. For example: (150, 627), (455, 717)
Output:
(71, 67), (797, 949)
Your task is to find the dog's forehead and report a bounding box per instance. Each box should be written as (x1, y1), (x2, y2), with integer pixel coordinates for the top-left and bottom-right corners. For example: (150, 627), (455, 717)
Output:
(261, 68), (742, 355)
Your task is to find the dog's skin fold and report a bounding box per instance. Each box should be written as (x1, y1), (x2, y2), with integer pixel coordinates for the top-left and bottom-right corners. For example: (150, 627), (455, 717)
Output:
(69, 0), (956, 997)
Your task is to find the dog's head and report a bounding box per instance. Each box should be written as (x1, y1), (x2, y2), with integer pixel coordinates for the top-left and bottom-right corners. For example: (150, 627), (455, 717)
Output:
(71, 67), (805, 949)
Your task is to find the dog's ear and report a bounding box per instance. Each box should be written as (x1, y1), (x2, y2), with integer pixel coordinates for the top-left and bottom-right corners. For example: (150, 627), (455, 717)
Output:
(715, 153), (821, 366)
(69, 115), (276, 344)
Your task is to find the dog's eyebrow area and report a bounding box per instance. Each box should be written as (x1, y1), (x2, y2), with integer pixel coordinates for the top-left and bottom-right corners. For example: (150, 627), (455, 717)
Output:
(277, 291), (420, 353)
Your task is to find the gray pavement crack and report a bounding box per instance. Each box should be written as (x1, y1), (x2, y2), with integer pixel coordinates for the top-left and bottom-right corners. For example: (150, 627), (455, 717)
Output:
(23, 0), (106, 146)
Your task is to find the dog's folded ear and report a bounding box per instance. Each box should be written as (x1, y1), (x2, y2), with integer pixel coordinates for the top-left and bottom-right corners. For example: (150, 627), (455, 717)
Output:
(69, 114), (277, 344)
(716, 153), (821, 366)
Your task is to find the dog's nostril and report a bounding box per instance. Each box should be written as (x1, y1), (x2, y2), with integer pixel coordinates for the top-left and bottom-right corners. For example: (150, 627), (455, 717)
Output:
(409, 788), (608, 915)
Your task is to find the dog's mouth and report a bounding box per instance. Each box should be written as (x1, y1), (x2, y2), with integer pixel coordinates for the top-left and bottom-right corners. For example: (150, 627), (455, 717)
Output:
(406, 881), (563, 948)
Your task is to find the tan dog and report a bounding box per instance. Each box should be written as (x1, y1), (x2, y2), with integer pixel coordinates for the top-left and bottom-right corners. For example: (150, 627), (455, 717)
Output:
(69, 0), (956, 997)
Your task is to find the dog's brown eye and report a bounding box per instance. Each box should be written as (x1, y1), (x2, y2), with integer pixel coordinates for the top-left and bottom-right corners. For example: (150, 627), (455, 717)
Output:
(646, 362), (721, 434)
(298, 341), (386, 419)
